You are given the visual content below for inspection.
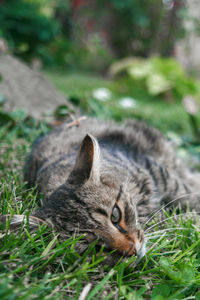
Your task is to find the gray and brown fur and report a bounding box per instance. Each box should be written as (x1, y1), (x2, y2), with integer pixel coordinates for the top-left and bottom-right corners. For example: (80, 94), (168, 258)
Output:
(24, 118), (200, 259)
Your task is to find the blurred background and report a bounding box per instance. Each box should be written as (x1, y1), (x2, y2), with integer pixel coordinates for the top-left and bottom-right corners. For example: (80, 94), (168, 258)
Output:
(1, 0), (200, 142)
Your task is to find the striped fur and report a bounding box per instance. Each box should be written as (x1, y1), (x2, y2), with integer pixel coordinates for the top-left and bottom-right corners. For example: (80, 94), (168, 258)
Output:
(24, 118), (200, 261)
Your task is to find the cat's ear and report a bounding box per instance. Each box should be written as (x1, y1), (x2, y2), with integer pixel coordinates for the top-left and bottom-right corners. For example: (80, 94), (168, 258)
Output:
(67, 134), (100, 185)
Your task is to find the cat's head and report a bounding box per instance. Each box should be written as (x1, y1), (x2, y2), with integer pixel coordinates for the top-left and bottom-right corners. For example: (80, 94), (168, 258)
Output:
(42, 134), (149, 260)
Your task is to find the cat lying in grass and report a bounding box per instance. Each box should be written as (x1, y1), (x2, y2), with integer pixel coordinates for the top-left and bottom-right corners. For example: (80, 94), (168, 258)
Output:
(8, 118), (200, 263)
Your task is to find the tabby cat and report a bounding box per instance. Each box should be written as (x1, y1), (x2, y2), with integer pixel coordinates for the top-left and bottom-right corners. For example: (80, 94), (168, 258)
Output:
(24, 118), (200, 261)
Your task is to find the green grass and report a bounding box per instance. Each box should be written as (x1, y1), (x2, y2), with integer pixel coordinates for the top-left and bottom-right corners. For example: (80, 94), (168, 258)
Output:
(45, 71), (199, 134)
(1, 72), (200, 299)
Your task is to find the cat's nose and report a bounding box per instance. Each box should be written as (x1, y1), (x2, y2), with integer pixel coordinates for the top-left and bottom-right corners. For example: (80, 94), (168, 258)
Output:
(125, 230), (144, 256)
(126, 240), (144, 257)
(125, 242), (135, 256)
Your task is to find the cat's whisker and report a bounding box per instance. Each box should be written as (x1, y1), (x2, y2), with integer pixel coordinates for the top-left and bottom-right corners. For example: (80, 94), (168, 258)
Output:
(192, 224), (200, 232)
(147, 233), (194, 241)
(123, 172), (132, 195)
(143, 192), (200, 227)
(146, 232), (167, 252)
(73, 230), (94, 235)
(145, 211), (200, 233)
(74, 228), (93, 232)
(145, 226), (195, 237)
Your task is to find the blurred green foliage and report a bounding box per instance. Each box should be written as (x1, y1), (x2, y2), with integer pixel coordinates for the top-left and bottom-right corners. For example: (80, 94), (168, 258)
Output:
(0, 0), (187, 71)
(64, 34), (114, 72)
(96, 0), (185, 57)
(110, 56), (200, 101)
(45, 70), (200, 136)
(0, 0), (59, 61)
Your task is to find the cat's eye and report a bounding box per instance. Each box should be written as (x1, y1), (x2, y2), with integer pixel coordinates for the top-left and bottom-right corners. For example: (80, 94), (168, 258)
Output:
(111, 206), (121, 224)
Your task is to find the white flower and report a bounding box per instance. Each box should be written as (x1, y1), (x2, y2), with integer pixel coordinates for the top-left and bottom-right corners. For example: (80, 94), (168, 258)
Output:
(119, 97), (137, 109)
(92, 88), (112, 102)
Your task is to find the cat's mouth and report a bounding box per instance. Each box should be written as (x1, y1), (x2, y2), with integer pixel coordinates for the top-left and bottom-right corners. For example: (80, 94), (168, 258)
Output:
(94, 242), (146, 267)
(84, 233), (146, 261)
(96, 237), (146, 256)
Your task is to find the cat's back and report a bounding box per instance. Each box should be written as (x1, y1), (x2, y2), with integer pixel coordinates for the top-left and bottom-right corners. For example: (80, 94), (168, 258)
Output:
(24, 118), (174, 197)
(25, 118), (168, 167)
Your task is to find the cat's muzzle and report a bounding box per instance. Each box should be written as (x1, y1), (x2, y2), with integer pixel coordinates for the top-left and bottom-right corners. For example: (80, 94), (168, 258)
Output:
(85, 228), (146, 260)
(134, 239), (146, 260)
(122, 237), (146, 258)
(111, 228), (145, 258)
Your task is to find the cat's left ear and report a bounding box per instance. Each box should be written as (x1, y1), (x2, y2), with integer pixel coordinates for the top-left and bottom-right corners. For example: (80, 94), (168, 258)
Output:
(67, 134), (100, 185)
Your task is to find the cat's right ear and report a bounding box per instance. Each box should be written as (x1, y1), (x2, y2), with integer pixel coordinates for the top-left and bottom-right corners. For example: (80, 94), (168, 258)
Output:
(67, 134), (100, 185)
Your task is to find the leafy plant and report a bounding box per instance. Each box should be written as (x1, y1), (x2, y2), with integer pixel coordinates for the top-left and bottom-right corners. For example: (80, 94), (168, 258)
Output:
(0, 0), (59, 61)
(110, 56), (200, 101)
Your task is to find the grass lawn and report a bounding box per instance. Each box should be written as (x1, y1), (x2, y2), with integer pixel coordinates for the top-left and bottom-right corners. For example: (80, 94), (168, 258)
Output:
(0, 71), (200, 299)
(46, 70), (199, 134)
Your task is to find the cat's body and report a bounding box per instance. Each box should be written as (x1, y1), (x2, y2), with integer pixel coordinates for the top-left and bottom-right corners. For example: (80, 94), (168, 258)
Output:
(25, 118), (200, 259)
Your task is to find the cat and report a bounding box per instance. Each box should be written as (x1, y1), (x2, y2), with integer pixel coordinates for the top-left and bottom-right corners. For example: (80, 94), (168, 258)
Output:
(24, 117), (200, 262)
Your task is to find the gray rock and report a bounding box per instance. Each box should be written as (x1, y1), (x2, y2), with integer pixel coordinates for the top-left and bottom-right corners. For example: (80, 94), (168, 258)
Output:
(0, 54), (76, 119)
